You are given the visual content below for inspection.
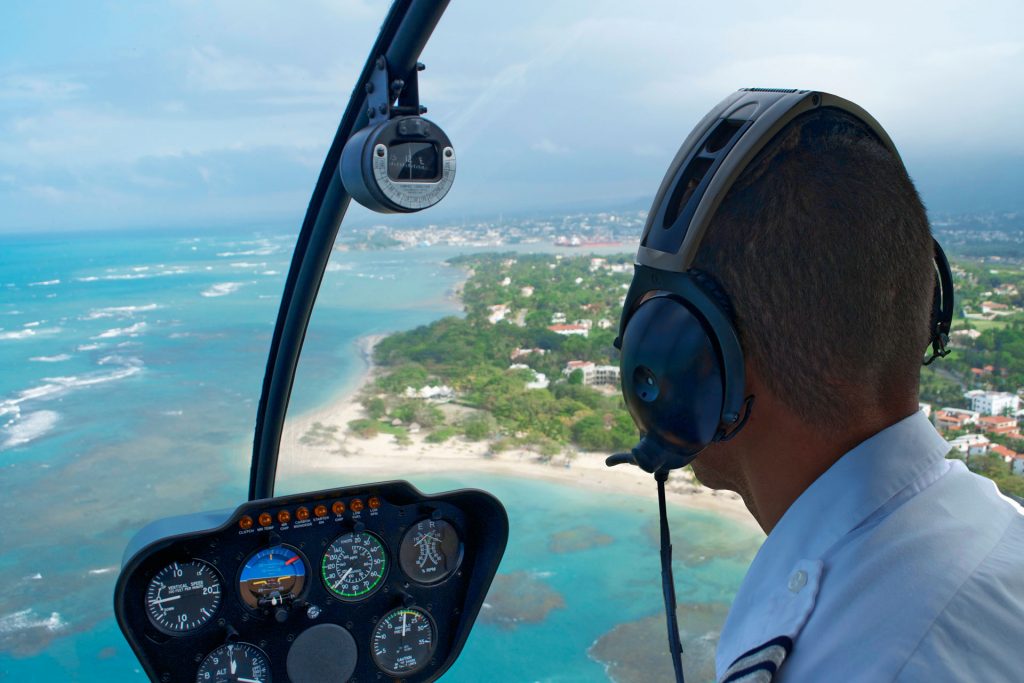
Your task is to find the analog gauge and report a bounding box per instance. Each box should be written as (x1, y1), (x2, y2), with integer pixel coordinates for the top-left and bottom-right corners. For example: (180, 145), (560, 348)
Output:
(145, 560), (222, 634)
(399, 519), (463, 584)
(195, 642), (271, 683)
(321, 531), (387, 601)
(238, 545), (307, 609)
(371, 607), (437, 676)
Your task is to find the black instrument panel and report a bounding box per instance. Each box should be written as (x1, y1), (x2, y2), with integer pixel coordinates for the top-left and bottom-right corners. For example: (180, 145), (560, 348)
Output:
(115, 481), (508, 682)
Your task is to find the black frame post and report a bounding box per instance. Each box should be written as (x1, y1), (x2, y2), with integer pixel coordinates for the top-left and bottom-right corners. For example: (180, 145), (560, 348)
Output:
(248, 0), (451, 501)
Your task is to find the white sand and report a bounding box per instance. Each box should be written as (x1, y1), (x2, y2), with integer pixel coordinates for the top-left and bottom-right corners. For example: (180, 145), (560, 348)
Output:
(277, 338), (761, 533)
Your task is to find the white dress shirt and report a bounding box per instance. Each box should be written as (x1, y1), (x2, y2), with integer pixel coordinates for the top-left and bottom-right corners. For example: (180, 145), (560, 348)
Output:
(715, 410), (1024, 682)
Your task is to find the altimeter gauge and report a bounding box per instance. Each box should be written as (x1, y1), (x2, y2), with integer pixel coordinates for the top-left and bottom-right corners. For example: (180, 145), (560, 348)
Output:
(399, 518), (463, 584)
(371, 607), (437, 675)
(145, 560), (222, 634)
(195, 642), (271, 683)
(321, 531), (387, 601)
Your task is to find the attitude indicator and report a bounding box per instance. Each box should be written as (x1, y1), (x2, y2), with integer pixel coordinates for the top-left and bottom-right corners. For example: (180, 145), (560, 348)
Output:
(238, 545), (307, 609)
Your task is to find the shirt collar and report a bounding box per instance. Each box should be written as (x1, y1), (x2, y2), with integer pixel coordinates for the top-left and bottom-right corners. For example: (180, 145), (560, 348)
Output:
(715, 410), (951, 677)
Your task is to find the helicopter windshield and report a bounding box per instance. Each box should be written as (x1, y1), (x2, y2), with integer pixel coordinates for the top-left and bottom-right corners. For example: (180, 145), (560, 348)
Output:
(1, 1), (1022, 682)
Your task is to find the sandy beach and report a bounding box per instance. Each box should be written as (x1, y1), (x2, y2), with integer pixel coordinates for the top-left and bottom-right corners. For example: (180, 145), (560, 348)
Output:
(279, 336), (761, 532)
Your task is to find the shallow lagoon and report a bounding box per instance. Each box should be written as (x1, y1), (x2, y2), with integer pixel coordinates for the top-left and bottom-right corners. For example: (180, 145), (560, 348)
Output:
(0, 230), (760, 681)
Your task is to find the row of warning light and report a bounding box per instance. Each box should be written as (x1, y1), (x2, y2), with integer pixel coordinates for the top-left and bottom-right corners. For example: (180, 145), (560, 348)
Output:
(238, 497), (383, 530)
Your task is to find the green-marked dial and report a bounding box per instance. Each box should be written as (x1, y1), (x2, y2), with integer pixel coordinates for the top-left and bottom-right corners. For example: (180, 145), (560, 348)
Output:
(321, 531), (387, 600)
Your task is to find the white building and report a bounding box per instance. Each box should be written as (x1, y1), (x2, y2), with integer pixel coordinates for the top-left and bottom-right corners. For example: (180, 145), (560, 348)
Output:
(511, 347), (547, 360)
(562, 361), (620, 387)
(548, 324), (588, 337)
(949, 433), (990, 456)
(951, 329), (982, 342)
(520, 286), (534, 297)
(403, 385), (454, 401)
(964, 390), (1020, 416)
(1013, 455), (1024, 477)
(487, 304), (510, 324)
(509, 364), (549, 390)
(919, 403), (932, 419)
(551, 312), (567, 324)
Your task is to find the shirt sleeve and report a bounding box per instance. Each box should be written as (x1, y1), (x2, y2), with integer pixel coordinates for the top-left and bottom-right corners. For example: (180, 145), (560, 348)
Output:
(893, 518), (1024, 683)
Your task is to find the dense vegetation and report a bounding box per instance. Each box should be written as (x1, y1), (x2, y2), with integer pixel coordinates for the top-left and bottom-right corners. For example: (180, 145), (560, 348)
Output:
(354, 251), (1024, 496)
(362, 253), (638, 455)
(918, 260), (1024, 403)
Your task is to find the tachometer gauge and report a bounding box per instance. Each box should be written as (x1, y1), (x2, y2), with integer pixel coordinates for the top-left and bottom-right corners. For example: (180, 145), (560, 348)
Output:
(238, 545), (307, 609)
(321, 531), (387, 601)
(145, 560), (222, 634)
(371, 607), (437, 675)
(195, 642), (271, 683)
(399, 518), (463, 584)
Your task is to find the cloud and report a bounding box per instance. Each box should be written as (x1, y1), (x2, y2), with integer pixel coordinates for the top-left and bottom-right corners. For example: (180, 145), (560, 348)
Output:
(0, 73), (86, 103)
(185, 46), (357, 106)
(0, 0), (1022, 231)
(531, 139), (569, 155)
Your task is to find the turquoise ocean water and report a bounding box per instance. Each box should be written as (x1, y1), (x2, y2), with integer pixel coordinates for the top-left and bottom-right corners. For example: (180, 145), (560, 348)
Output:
(0, 228), (760, 681)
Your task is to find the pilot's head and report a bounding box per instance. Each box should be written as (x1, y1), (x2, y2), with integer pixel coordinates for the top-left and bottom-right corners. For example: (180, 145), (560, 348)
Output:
(689, 108), (935, 503)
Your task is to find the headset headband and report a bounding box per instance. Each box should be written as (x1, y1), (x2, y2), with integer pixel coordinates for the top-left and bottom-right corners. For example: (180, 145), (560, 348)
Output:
(635, 89), (899, 273)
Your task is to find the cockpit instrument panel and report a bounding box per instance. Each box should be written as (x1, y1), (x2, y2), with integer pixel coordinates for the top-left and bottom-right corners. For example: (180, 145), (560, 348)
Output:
(115, 481), (507, 683)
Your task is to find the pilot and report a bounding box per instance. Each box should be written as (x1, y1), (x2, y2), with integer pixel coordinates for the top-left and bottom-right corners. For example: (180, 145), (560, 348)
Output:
(685, 108), (1024, 681)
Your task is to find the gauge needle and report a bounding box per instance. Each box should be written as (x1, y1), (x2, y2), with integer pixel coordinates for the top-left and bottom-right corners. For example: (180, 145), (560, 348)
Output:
(237, 679), (261, 683)
(285, 556), (299, 566)
(401, 610), (407, 637)
(333, 567), (352, 590)
(414, 533), (438, 547)
(148, 595), (181, 605)
(229, 646), (237, 675)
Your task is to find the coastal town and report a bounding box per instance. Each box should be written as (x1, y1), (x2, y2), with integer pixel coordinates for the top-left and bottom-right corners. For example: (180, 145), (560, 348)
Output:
(326, 234), (1024, 499)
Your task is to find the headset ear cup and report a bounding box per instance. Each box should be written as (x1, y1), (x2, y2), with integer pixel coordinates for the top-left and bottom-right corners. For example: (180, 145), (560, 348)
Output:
(924, 239), (954, 364)
(620, 295), (725, 454)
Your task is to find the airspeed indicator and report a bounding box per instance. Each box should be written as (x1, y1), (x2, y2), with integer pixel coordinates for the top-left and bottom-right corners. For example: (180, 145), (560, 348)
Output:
(321, 531), (387, 600)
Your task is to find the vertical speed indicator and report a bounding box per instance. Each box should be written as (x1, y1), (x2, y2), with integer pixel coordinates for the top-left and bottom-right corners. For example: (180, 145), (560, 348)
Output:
(145, 560), (222, 634)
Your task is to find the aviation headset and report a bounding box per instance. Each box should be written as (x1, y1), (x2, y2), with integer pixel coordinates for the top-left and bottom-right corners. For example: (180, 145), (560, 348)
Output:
(609, 88), (955, 475)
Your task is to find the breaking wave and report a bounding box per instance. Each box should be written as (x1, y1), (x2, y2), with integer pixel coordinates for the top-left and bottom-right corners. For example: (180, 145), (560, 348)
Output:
(0, 356), (144, 450)
(92, 322), (146, 340)
(201, 282), (245, 298)
(29, 354), (72, 363)
(1, 410), (59, 449)
(0, 609), (66, 635)
(82, 303), (160, 320)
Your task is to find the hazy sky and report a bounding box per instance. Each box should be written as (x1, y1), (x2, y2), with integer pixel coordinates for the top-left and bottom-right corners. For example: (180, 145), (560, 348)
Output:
(1, 0), (1021, 233)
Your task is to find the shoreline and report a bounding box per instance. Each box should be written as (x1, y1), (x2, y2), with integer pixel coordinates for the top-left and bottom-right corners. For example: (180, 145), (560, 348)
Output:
(278, 336), (761, 532)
